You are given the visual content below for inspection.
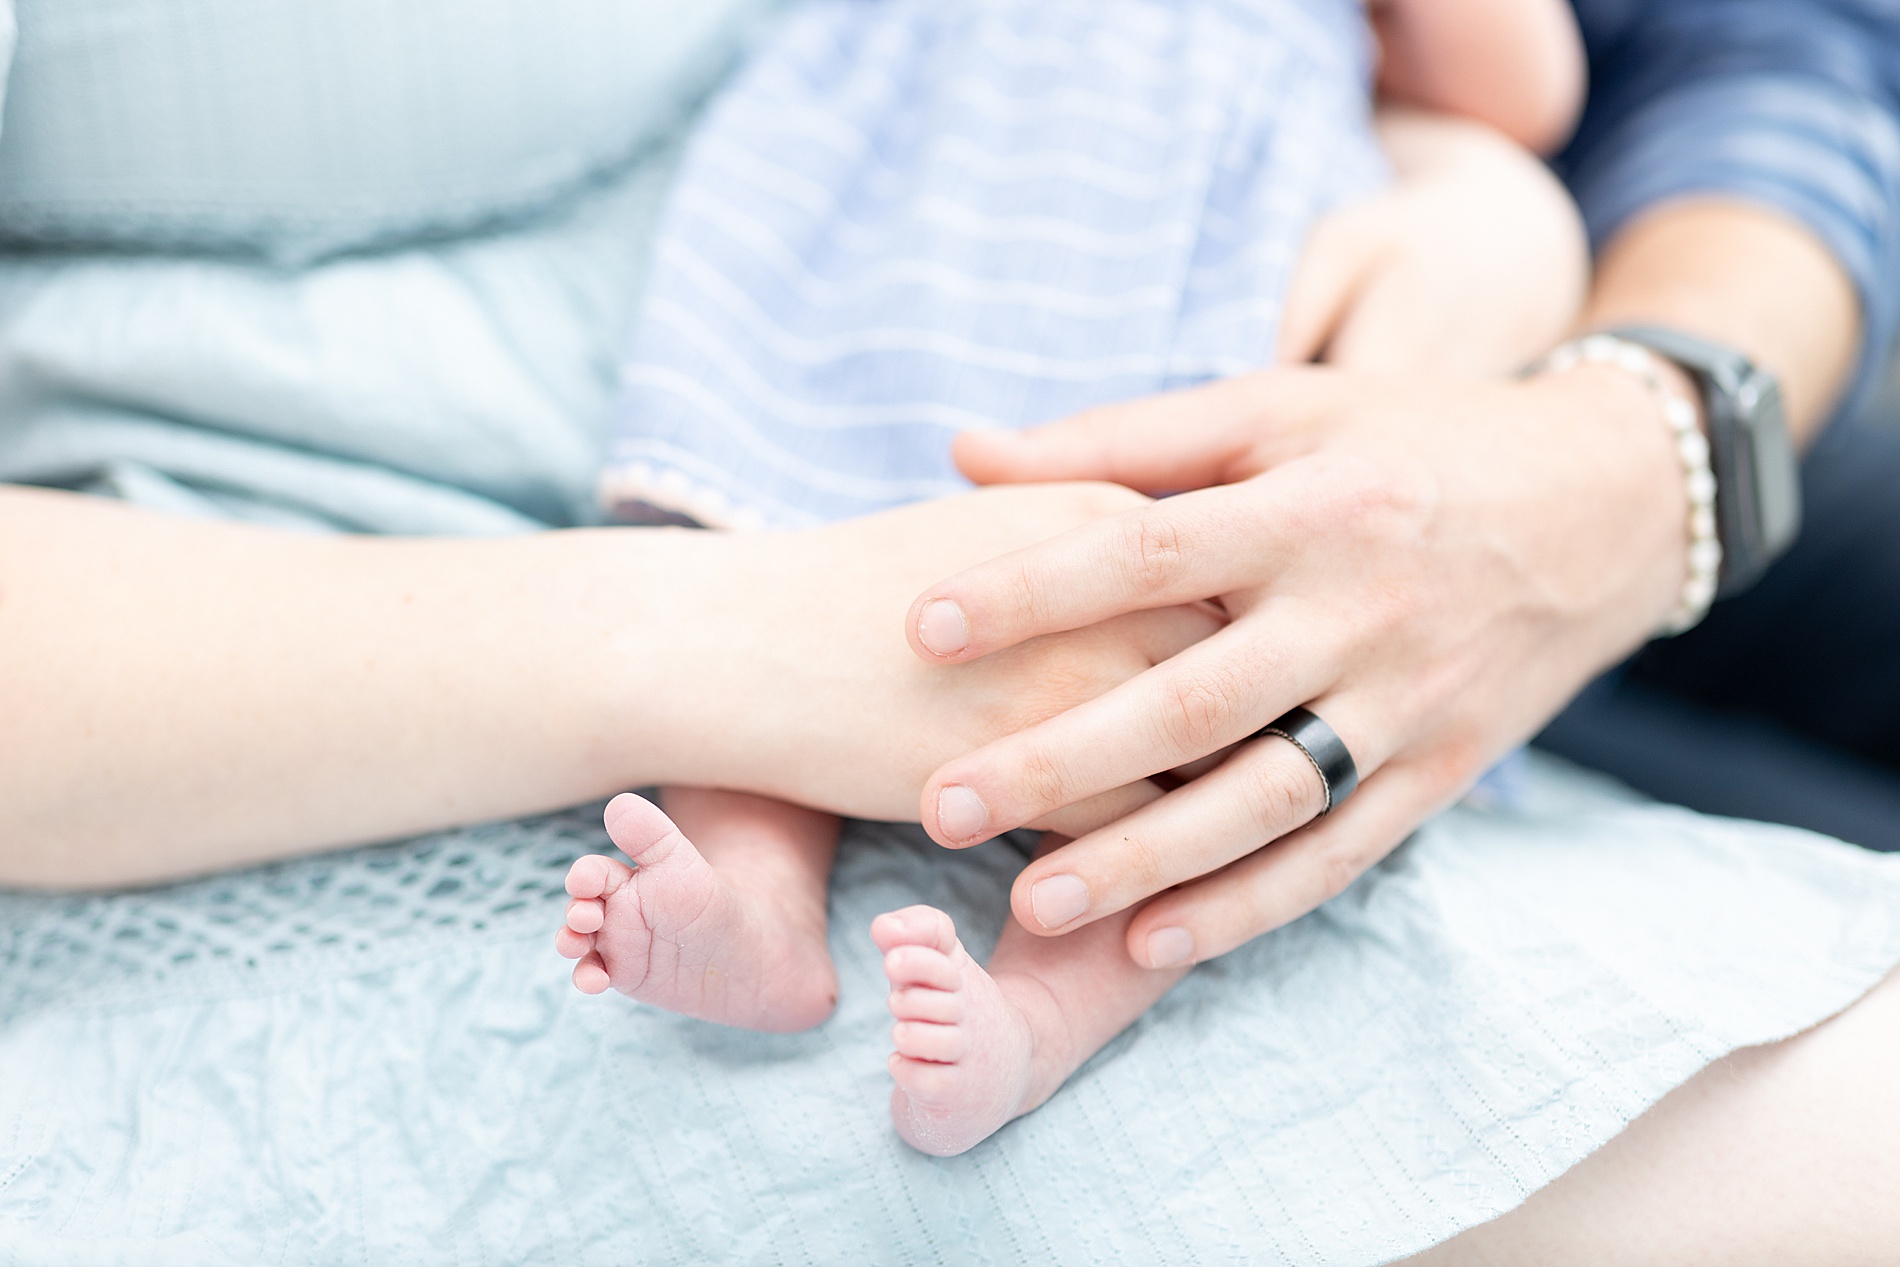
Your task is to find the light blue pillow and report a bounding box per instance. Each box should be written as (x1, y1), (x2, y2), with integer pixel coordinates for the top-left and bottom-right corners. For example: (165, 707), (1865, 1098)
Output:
(0, 0), (773, 263)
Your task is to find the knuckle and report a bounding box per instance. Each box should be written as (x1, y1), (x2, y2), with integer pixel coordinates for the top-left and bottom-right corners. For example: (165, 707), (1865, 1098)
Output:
(1000, 554), (1055, 635)
(1243, 755), (1313, 836)
(1200, 877), (1276, 957)
(1313, 845), (1368, 903)
(1156, 664), (1246, 754)
(1116, 513), (1191, 596)
(1012, 744), (1075, 813)
(1300, 455), (1430, 540)
(1225, 878), (1280, 949)
(1113, 831), (1170, 895)
(1419, 737), (1488, 799)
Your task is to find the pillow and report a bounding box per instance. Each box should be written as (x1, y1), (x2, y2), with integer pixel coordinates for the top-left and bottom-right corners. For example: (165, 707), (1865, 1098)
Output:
(0, 0), (772, 263)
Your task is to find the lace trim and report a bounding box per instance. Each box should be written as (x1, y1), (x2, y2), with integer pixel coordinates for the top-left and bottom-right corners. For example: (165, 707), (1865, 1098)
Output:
(0, 806), (613, 1021)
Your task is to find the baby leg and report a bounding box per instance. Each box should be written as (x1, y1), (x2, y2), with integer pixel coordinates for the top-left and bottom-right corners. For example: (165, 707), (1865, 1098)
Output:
(874, 888), (1188, 1156)
(556, 789), (841, 1032)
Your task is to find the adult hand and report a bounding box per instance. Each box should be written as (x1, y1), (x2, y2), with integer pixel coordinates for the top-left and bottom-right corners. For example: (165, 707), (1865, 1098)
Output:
(901, 364), (1690, 966)
(693, 482), (1222, 826)
(1278, 110), (1587, 376)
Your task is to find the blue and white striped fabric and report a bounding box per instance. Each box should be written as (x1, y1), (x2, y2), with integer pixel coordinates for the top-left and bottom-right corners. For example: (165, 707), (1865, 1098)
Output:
(604, 0), (1384, 530)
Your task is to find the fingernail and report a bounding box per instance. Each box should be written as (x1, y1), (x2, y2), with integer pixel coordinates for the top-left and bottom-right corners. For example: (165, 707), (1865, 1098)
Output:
(936, 785), (990, 842)
(1030, 874), (1091, 929)
(917, 599), (970, 657)
(1145, 927), (1195, 968)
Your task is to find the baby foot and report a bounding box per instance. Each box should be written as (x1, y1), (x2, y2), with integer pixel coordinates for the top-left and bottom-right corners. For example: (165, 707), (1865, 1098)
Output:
(873, 905), (1057, 1156)
(555, 793), (838, 1032)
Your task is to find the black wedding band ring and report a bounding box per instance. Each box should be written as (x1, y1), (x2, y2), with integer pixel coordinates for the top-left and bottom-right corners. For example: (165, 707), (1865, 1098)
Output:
(1250, 706), (1359, 815)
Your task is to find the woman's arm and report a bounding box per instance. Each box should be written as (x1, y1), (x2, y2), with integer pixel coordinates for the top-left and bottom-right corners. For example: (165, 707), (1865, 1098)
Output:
(0, 486), (721, 885)
(0, 482), (1210, 889)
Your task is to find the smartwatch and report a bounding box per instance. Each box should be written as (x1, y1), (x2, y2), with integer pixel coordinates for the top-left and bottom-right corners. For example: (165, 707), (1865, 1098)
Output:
(1607, 325), (1802, 597)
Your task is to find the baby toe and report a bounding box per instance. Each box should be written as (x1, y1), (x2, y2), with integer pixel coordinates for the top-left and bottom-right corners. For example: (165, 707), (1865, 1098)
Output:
(890, 1052), (959, 1096)
(571, 955), (612, 995)
(554, 925), (595, 960)
(870, 904), (959, 954)
(565, 896), (606, 934)
(565, 853), (633, 901)
(601, 793), (681, 861)
(565, 855), (611, 900)
(882, 944), (963, 992)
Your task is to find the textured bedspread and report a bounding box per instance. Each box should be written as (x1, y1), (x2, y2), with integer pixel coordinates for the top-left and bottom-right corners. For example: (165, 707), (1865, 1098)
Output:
(4, 756), (1897, 1266)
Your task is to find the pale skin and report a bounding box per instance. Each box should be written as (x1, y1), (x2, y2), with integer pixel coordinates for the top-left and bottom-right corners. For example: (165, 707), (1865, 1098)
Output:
(916, 198), (1857, 969)
(556, 16), (1886, 1185)
(556, 791), (1187, 1155)
(901, 196), (1875, 1247)
(0, 49), (1886, 1267)
(0, 480), (1216, 888)
(556, 2), (1601, 1155)
(1402, 964), (1900, 1266)
(1369, 0), (1585, 156)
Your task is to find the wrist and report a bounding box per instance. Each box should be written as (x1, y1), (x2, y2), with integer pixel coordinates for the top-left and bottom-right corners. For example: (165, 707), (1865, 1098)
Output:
(1533, 334), (1719, 633)
(570, 525), (749, 791)
(1514, 361), (1697, 641)
(597, 525), (877, 803)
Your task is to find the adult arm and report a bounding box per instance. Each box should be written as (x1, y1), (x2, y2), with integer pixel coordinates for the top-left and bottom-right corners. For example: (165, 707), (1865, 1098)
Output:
(1581, 197), (1857, 444)
(1558, 0), (1900, 414)
(0, 486), (716, 886)
(0, 483), (1207, 888)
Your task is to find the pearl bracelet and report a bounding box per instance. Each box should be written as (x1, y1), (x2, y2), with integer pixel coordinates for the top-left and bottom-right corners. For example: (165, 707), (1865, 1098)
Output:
(1534, 333), (1721, 636)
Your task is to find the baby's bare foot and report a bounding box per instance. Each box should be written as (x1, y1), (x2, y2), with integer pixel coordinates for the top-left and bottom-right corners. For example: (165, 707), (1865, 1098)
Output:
(555, 793), (837, 1032)
(874, 905), (1067, 1156)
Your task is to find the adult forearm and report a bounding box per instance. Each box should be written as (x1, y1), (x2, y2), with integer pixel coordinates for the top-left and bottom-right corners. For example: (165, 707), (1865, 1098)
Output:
(1578, 197), (1862, 443)
(0, 481), (1202, 888)
(0, 488), (717, 887)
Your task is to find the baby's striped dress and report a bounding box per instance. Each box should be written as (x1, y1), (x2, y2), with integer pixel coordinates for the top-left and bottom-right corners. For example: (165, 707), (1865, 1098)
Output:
(604, 0), (1384, 529)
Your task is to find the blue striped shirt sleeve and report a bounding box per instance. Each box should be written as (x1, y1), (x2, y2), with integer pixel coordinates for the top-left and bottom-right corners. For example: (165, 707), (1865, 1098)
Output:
(1558, 0), (1900, 414)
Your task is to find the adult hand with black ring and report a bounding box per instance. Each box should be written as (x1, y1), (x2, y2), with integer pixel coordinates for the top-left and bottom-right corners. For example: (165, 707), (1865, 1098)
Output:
(901, 190), (1862, 973)
(905, 362), (1704, 969)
